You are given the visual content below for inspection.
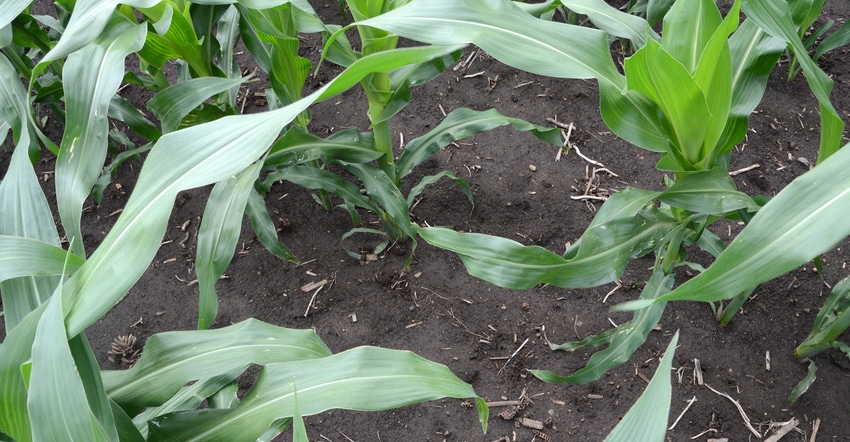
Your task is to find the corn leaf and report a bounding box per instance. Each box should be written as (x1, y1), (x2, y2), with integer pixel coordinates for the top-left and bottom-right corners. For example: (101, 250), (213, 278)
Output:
(149, 346), (487, 441)
(662, 0), (721, 72)
(108, 96), (162, 141)
(130, 369), (243, 438)
(345, 162), (416, 239)
(264, 126), (380, 168)
(619, 141), (850, 310)
(28, 293), (112, 442)
(0, 302), (45, 440)
(625, 39), (710, 168)
(244, 186), (298, 262)
(395, 107), (561, 180)
(40, 0), (158, 65)
(796, 275), (850, 358)
(0, 0), (31, 31)
(0, 133), (61, 333)
(0, 236), (84, 281)
(56, 16), (146, 258)
(742, 0), (844, 162)
(147, 76), (246, 133)
(374, 50), (460, 126)
(531, 272), (672, 385)
(196, 161), (264, 330)
(656, 168), (757, 215)
(417, 207), (679, 290)
(814, 19), (850, 60)
(787, 360), (817, 406)
(102, 320), (331, 407)
(605, 331), (679, 441)
(558, 0), (657, 47)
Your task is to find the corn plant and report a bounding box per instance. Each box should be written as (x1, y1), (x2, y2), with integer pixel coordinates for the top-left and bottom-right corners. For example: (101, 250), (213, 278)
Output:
(0, 2), (491, 440)
(353, 0), (847, 401)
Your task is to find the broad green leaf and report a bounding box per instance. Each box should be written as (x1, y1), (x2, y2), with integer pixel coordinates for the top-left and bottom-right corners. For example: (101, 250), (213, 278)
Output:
(374, 50), (460, 126)
(102, 320), (332, 407)
(196, 161), (264, 330)
(69, 335), (119, 442)
(396, 107), (561, 180)
(661, 0), (721, 72)
(417, 208), (679, 290)
(640, 141), (850, 306)
(656, 168), (756, 214)
(40, 0), (158, 65)
(719, 20), (784, 153)
(796, 275), (850, 358)
(647, 0), (675, 26)
(139, 4), (212, 77)
(131, 369), (243, 438)
(742, 0), (844, 161)
(0, 52), (39, 160)
(0, 133), (61, 333)
(215, 6), (242, 108)
(56, 16), (146, 258)
(605, 331), (679, 441)
(0, 302), (46, 440)
(0, 0), (31, 31)
(0, 236), (84, 282)
(264, 165), (379, 213)
(108, 96), (162, 142)
(355, 0), (622, 82)
(153, 346), (488, 441)
(345, 162), (416, 239)
(147, 76), (246, 133)
(406, 170), (473, 209)
(242, 189), (292, 263)
(814, 19), (850, 60)
(531, 272), (672, 384)
(559, 0), (657, 47)
(264, 126), (380, 168)
(28, 293), (111, 442)
(625, 39), (711, 167)
(787, 360), (817, 406)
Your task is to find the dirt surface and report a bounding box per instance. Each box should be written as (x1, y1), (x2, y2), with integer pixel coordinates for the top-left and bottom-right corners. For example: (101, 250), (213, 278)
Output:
(3, 1), (850, 441)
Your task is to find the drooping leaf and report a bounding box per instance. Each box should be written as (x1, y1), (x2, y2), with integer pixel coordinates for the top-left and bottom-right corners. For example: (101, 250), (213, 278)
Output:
(56, 16), (146, 257)
(28, 292), (112, 442)
(264, 126), (380, 169)
(531, 271), (673, 384)
(102, 320), (332, 407)
(742, 0), (844, 161)
(559, 0), (657, 47)
(147, 76), (246, 133)
(196, 161), (264, 330)
(619, 141), (850, 310)
(149, 346), (488, 441)
(0, 236), (84, 282)
(0, 133), (61, 333)
(787, 359), (817, 406)
(795, 275), (850, 358)
(605, 331), (679, 441)
(244, 187), (298, 263)
(396, 107), (561, 180)
(656, 168), (756, 215)
(417, 208), (680, 290)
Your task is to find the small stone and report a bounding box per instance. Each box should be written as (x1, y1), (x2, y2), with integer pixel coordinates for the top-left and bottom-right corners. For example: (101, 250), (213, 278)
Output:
(529, 164), (537, 171)
(797, 157), (809, 166)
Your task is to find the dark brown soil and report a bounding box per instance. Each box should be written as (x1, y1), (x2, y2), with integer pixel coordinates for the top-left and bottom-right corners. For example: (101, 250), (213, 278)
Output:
(3, 2), (850, 441)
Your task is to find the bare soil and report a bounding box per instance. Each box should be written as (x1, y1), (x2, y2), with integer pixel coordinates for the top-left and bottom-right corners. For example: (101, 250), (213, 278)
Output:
(3, 2), (850, 441)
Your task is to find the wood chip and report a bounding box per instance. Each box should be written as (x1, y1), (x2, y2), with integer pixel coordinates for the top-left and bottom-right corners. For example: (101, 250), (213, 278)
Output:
(765, 418), (799, 442)
(300, 279), (328, 292)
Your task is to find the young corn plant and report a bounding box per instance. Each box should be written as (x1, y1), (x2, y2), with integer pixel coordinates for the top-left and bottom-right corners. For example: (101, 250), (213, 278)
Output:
(0, 2), (490, 440)
(353, 0), (847, 403)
